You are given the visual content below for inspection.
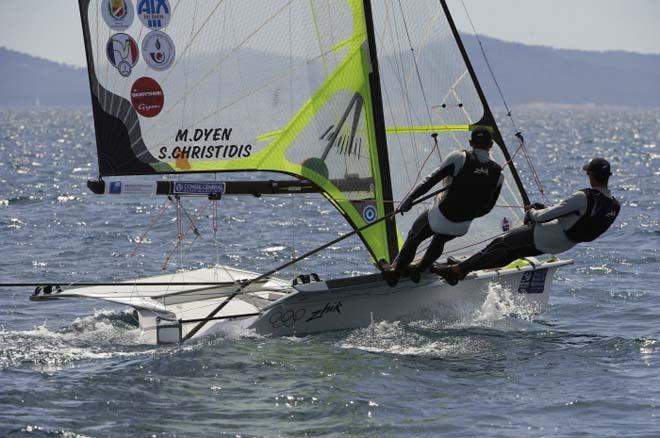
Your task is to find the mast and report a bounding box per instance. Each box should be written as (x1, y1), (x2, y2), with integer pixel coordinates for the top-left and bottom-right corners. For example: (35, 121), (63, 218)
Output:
(438, 0), (530, 205)
(363, 0), (399, 262)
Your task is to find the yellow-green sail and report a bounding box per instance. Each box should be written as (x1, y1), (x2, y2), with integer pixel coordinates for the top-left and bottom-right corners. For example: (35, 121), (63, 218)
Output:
(82, 0), (396, 263)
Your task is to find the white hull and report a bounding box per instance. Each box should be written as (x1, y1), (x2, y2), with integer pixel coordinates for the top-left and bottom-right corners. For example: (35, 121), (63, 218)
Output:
(249, 259), (569, 337)
(32, 260), (572, 344)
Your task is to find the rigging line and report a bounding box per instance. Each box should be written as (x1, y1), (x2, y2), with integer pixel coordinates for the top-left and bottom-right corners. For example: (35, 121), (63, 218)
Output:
(458, 0), (547, 200)
(399, 136), (528, 214)
(169, 196), (202, 237)
(444, 231), (507, 256)
(379, 2), (422, 178)
(380, 2), (419, 170)
(517, 134), (547, 199)
(212, 197), (220, 266)
(8, 281), (268, 288)
(396, 134), (447, 208)
(290, 194), (297, 268)
(409, 144), (534, 260)
(162, 197), (193, 271)
(179, 201), (211, 263)
(209, 192), (236, 283)
(458, 0), (516, 130)
(130, 198), (172, 257)
(396, 0), (434, 126)
(180, 185), (452, 341)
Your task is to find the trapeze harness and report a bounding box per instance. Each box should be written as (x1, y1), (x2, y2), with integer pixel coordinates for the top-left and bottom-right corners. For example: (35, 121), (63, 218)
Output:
(456, 188), (620, 274)
(564, 188), (620, 243)
(437, 150), (502, 222)
(392, 150), (503, 275)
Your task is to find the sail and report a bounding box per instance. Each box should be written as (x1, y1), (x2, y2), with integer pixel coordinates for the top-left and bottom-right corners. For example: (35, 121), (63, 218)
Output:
(79, 0), (398, 263)
(370, 0), (530, 257)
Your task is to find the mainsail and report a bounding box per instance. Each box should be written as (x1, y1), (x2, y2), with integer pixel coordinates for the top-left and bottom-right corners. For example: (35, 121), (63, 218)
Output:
(80, 0), (530, 265)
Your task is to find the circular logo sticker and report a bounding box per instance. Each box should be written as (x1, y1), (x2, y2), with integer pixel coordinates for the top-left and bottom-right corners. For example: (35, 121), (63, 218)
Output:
(362, 205), (377, 223)
(106, 33), (139, 77)
(136, 0), (171, 29)
(101, 0), (135, 31)
(131, 77), (164, 117)
(142, 31), (176, 71)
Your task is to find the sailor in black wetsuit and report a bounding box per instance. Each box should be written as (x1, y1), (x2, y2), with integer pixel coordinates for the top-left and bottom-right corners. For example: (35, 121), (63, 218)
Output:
(384, 127), (504, 286)
(435, 157), (621, 285)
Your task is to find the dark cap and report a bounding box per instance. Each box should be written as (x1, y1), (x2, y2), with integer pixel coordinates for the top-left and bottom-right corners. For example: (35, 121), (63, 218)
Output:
(583, 157), (612, 177)
(470, 126), (493, 147)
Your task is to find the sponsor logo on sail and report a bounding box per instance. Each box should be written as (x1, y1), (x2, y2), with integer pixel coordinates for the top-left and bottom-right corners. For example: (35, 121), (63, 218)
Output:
(137, 0), (171, 29)
(131, 77), (164, 117)
(106, 33), (139, 77)
(102, 0), (135, 31)
(142, 31), (175, 71)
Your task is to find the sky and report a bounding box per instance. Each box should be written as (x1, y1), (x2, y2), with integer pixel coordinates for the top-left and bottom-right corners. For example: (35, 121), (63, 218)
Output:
(0, 0), (659, 67)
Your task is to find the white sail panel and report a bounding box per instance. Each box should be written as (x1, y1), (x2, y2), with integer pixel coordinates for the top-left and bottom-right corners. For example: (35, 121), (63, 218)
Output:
(372, 0), (526, 257)
(85, 0), (359, 174)
(81, 0), (397, 262)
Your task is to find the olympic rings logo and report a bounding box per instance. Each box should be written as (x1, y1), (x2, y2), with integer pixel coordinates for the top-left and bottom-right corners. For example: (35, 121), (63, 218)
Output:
(269, 308), (306, 328)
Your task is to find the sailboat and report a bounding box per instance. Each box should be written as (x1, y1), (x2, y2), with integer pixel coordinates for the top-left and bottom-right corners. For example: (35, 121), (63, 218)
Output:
(29, 0), (571, 344)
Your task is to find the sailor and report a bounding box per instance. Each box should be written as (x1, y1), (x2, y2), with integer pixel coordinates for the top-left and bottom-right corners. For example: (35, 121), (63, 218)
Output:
(384, 126), (504, 286)
(435, 157), (621, 285)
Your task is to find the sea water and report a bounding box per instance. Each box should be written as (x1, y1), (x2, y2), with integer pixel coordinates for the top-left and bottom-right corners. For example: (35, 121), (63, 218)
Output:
(0, 106), (658, 436)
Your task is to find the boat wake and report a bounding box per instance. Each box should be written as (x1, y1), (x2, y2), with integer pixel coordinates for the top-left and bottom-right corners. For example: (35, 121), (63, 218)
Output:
(0, 309), (156, 371)
(338, 282), (542, 357)
(469, 281), (539, 325)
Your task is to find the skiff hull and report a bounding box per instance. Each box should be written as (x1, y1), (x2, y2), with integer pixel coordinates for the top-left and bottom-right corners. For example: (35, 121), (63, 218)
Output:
(249, 259), (571, 337)
(31, 261), (572, 344)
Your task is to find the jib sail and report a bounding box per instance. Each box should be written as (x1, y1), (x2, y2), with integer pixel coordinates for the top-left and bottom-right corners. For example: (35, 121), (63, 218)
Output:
(371, 0), (530, 257)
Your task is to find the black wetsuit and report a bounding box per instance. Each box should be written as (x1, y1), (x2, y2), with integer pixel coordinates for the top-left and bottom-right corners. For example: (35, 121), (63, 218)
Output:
(455, 188), (620, 274)
(393, 149), (502, 275)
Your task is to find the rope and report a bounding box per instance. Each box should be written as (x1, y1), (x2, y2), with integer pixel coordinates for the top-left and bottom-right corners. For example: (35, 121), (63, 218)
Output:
(162, 197), (207, 271)
(458, 0), (547, 201)
(130, 199), (172, 257)
(396, 0), (434, 126)
(180, 185), (452, 341)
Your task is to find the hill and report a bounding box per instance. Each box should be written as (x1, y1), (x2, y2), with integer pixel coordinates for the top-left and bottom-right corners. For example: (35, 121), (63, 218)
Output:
(1, 34), (659, 108)
(0, 47), (88, 106)
(462, 35), (660, 108)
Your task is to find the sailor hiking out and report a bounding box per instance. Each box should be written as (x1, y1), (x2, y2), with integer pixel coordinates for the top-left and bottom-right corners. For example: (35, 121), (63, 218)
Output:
(384, 127), (504, 286)
(435, 157), (621, 285)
